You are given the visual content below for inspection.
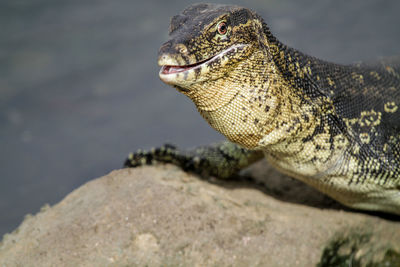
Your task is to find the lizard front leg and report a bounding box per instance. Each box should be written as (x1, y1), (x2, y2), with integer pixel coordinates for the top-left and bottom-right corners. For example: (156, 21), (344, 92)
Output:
(124, 141), (264, 178)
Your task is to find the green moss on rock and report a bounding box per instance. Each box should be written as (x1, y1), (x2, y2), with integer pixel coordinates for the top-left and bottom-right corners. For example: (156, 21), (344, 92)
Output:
(318, 231), (400, 267)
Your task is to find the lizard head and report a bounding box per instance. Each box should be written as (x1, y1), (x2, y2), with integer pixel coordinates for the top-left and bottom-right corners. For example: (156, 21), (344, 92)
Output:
(158, 4), (266, 108)
(158, 4), (282, 148)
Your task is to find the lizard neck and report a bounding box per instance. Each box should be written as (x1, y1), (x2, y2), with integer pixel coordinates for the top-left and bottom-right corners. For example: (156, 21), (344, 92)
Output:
(258, 28), (351, 177)
(196, 48), (286, 149)
(192, 24), (350, 178)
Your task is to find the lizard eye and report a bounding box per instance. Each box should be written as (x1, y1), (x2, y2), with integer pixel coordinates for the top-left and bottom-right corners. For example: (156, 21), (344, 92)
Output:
(217, 21), (228, 35)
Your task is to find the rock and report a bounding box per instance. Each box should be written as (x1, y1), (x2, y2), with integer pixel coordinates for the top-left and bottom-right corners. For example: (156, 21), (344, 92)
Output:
(0, 163), (399, 266)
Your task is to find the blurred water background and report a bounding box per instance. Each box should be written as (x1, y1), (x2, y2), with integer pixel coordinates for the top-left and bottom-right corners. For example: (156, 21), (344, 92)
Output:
(1, 0), (399, 236)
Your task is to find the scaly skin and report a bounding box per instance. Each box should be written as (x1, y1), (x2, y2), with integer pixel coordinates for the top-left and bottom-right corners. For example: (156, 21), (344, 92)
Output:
(126, 3), (400, 215)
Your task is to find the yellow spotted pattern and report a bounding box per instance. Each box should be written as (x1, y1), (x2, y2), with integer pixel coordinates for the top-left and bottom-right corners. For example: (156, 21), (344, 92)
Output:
(159, 3), (400, 215)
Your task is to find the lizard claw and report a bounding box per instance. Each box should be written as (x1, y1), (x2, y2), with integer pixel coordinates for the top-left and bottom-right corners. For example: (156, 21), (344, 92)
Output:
(124, 143), (178, 168)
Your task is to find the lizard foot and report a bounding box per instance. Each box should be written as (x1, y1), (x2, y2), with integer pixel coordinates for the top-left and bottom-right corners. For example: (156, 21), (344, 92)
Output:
(124, 144), (183, 168)
(124, 141), (264, 179)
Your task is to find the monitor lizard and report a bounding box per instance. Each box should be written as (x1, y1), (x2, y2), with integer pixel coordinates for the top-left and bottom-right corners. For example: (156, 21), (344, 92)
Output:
(125, 3), (400, 215)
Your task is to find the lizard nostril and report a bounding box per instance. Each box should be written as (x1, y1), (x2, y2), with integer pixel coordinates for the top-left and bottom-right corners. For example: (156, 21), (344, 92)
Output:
(175, 44), (188, 54)
(157, 54), (169, 66)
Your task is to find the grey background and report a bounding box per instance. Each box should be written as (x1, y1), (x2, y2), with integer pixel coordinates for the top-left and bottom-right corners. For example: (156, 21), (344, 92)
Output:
(1, 0), (399, 236)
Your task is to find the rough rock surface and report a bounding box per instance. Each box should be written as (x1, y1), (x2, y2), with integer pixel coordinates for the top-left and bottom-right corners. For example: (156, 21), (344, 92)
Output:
(1, 163), (400, 266)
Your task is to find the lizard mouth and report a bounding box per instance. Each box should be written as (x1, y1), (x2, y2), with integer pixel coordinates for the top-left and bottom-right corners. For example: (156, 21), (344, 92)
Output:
(160, 55), (215, 75)
(158, 44), (248, 85)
